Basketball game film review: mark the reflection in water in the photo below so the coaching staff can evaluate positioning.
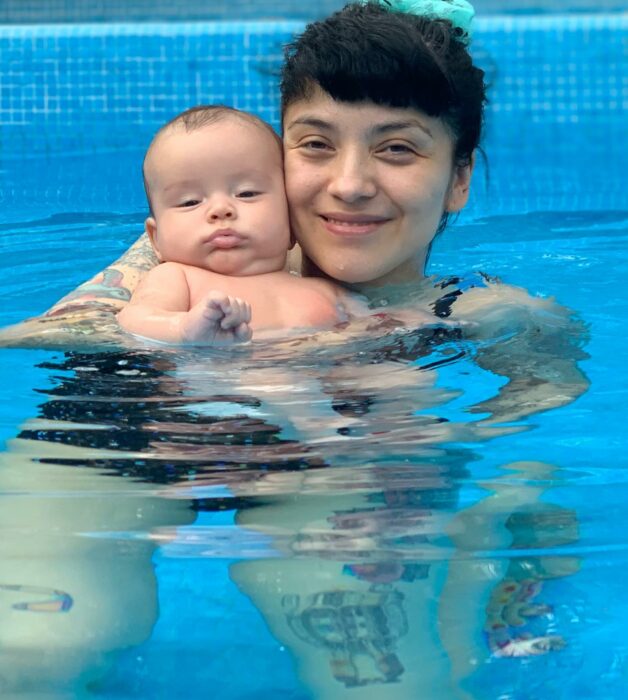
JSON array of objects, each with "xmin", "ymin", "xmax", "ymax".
[
  {"xmin": 0, "ymin": 339, "xmax": 582, "ymax": 698},
  {"xmin": 483, "ymin": 505, "xmax": 579, "ymax": 658},
  {"xmin": 282, "ymin": 587, "xmax": 408, "ymax": 687}
]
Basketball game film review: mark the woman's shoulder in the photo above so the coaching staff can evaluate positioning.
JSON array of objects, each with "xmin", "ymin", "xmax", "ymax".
[
  {"xmin": 437, "ymin": 272, "xmax": 576, "ymax": 339},
  {"xmin": 430, "ymin": 271, "xmax": 496, "ymax": 318}
]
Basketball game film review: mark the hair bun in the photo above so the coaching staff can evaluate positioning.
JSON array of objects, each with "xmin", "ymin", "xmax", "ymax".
[{"xmin": 365, "ymin": 0, "xmax": 475, "ymax": 44}]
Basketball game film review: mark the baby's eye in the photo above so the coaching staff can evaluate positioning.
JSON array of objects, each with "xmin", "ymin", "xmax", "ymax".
[
  {"xmin": 237, "ymin": 190, "xmax": 262, "ymax": 199},
  {"xmin": 178, "ymin": 198, "xmax": 201, "ymax": 208}
]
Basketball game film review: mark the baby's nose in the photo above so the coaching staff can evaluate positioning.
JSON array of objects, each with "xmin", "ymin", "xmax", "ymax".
[
  {"xmin": 207, "ymin": 199, "xmax": 236, "ymax": 221},
  {"xmin": 210, "ymin": 209, "xmax": 233, "ymax": 219}
]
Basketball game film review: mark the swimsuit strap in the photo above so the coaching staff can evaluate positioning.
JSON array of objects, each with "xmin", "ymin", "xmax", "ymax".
[{"xmin": 431, "ymin": 271, "xmax": 495, "ymax": 318}]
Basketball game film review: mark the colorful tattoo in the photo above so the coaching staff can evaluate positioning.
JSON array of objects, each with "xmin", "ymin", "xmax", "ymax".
[
  {"xmin": 44, "ymin": 235, "xmax": 158, "ymax": 319},
  {"xmin": 484, "ymin": 577, "xmax": 565, "ymax": 657},
  {"xmin": 121, "ymin": 236, "xmax": 159, "ymax": 271},
  {"xmin": 0, "ymin": 584, "xmax": 73, "ymax": 613},
  {"xmin": 45, "ymin": 268, "xmax": 131, "ymax": 315},
  {"xmin": 44, "ymin": 300, "xmax": 125, "ymax": 318}
]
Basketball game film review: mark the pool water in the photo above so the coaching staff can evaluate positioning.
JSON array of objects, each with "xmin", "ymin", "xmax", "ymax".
[
  {"xmin": 1, "ymin": 13, "xmax": 627, "ymax": 700},
  {"xmin": 2, "ymin": 204, "xmax": 627, "ymax": 699}
]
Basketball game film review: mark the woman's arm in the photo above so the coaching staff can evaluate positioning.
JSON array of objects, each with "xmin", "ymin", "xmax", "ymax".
[
  {"xmin": 452, "ymin": 281, "xmax": 590, "ymax": 423},
  {"xmin": 47, "ymin": 233, "xmax": 158, "ymax": 316},
  {"xmin": 0, "ymin": 234, "xmax": 158, "ymax": 349}
]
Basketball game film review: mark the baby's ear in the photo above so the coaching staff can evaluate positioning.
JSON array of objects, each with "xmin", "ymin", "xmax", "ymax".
[{"xmin": 145, "ymin": 217, "xmax": 163, "ymax": 261}]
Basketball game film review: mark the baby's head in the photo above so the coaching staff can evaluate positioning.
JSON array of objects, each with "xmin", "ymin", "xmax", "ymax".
[{"xmin": 143, "ymin": 105, "xmax": 291, "ymax": 277}]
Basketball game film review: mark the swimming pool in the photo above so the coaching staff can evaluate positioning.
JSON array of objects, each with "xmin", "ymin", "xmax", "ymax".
[{"xmin": 0, "ymin": 11, "xmax": 627, "ymax": 700}]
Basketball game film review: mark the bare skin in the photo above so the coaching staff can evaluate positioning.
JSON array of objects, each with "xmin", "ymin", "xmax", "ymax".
[
  {"xmin": 117, "ymin": 261, "xmax": 355, "ymax": 345},
  {"xmin": 114, "ymin": 114, "xmax": 369, "ymax": 345},
  {"xmin": 0, "ymin": 229, "xmax": 589, "ymax": 424},
  {"xmin": 0, "ymin": 234, "xmax": 158, "ymax": 349}
]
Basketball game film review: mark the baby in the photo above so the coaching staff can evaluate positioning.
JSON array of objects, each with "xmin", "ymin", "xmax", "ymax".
[{"xmin": 118, "ymin": 105, "xmax": 361, "ymax": 345}]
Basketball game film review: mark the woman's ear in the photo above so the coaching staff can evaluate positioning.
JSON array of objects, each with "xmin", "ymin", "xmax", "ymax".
[
  {"xmin": 145, "ymin": 217, "xmax": 163, "ymax": 262},
  {"xmin": 445, "ymin": 153, "xmax": 475, "ymax": 213}
]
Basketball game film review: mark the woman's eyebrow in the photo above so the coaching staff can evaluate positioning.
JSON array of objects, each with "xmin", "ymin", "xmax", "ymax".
[
  {"xmin": 372, "ymin": 120, "xmax": 434, "ymax": 140},
  {"xmin": 285, "ymin": 115, "xmax": 434, "ymax": 140},
  {"xmin": 284, "ymin": 115, "xmax": 333, "ymax": 131}
]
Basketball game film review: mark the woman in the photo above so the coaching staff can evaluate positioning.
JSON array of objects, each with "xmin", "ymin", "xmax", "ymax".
[
  {"xmin": 0, "ymin": 1, "xmax": 587, "ymax": 422},
  {"xmin": 0, "ymin": 3, "xmax": 587, "ymax": 696}
]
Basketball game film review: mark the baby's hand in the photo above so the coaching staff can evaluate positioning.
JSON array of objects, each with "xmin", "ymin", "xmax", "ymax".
[{"xmin": 181, "ymin": 292, "xmax": 252, "ymax": 345}]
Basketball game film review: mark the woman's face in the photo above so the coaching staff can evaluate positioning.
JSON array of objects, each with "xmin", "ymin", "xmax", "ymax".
[{"xmin": 283, "ymin": 87, "xmax": 472, "ymax": 288}]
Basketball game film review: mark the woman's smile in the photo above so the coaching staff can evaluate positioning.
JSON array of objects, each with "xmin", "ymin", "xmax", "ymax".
[{"xmin": 319, "ymin": 212, "xmax": 392, "ymax": 237}]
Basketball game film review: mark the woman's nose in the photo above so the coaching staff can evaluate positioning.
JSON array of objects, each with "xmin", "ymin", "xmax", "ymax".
[{"xmin": 327, "ymin": 153, "xmax": 377, "ymax": 202}]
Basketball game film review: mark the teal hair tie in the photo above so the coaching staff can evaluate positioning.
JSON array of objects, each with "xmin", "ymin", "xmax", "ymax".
[{"xmin": 367, "ymin": 0, "xmax": 475, "ymax": 44}]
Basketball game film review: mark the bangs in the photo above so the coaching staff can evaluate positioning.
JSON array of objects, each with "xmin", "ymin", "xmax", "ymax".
[
  {"xmin": 314, "ymin": 51, "xmax": 454, "ymax": 116},
  {"xmin": 282, "ymin": 12, "xmax": 456, "ymax": 118}
]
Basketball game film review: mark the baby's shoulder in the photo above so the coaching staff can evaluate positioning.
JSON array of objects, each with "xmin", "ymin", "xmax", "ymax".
[
  {"xmin": 290, "ymin": 275, "xmax": 364, "ymax": 308},
  {"xmin": 138, "ymin": 260, "xmax": 191, "ymax": 288},
  {"xmin": 140, "ymin": 263, "xmax": 222, "ymax": 302},
  {"xmin": 173, "ymin": 262, "xmax": 228, "ymax": 287},
  {"xmin": 145, "ymin": 260, "xmax": 187, "ymax": 278},
  {"xmin": 270, "ymin": 274, "xmax": 346, "ymax": 326}
]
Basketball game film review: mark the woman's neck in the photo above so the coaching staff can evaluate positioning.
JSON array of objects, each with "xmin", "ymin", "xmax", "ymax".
[{"xmin": 299, "ymin": 253, "xmax": 432, "ymax": 307}]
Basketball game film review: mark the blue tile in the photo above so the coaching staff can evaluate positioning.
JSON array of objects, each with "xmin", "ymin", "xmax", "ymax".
[{"xmin": 0, "ymin": 16, "xmax": 625, "ymax": 214}]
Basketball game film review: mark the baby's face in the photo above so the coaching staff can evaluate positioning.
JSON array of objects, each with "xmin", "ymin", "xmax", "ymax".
[{"xmin": 145, "ymin": 119, "xmax": 290, "ymax": 276}]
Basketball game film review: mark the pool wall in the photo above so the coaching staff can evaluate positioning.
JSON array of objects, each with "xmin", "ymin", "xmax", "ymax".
[
  {"xmin": 0, "ymin": 15, "xmax": 625, "ymax": 214},
  {"xmin": 1, "ymin": 0, "xmax": 625, "ymax": 22}
]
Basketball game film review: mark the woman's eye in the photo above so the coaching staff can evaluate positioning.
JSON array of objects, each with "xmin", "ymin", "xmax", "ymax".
[
  {"xmin": 301, "ymin": 139, "xmax": 331, "ymax": 151},
  {"xmin": 381, "ymin": 143, "xmax": 417, "ymax": 156}
]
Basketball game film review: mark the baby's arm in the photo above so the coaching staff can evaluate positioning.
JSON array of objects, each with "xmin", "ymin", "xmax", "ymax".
[{"xmin": 117, "ymin": 262, "xmax": 251, "ymax": 345}]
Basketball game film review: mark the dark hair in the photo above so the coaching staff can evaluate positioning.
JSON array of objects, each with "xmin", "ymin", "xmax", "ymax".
[
  {"xmin": 143, "ymin": 105, "xmax": 282, "ymax": 214},
  {"xmin": 281, "ymin": 1, "xmax": 486, "ymax": 168}
]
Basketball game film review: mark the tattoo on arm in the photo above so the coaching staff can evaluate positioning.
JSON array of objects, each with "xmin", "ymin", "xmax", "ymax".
[
  {"xmin": 45, "ymin": 267, "xmax": 131, "ymax": 316},
  {"xmin": 45, "ymin": 234, "xmax": 158, "ymax": 317},
  {"xmin": 114, "ymin": 234, "xmax": 159, "ymax": 272}
]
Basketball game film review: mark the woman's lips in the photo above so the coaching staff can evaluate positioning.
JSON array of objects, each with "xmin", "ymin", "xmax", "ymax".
[{"xmin": 319, "ymin": 213, "xmax": 389, "ymax": 237}]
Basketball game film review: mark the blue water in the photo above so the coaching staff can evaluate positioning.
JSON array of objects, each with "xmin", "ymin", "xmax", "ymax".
[
  {"xmin": 2, "ymin": 198, "xmax": 626, "ymax": 698},
  {"xmin": 1, "ymin": 15, "xmax": 628, "ymax": 700}
]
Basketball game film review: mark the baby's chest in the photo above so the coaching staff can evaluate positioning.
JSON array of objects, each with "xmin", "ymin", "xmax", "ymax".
[
  {"xmin": 183, "ymin": 267, "xmax": 248, "ymax": 303},
  {"xmin": 185, "ymin": 270, "xmax": 281, "ymax": 324},
  {"xmin": 185, "ymin": 270, "xmax": 337, "ymax": 330}
]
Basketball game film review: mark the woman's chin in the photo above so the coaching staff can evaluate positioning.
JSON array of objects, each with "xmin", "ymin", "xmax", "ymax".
[
  {"xmin": 301, "ymin": 251, "xmax": 414, "ymax": 287},
  {"xmin": 319, "ymin": 262, "xmax": 409, "ymax": 288},
  {"xmin": 320, "ymin": 265, "xmax": 375, "ymax": 286}
]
